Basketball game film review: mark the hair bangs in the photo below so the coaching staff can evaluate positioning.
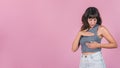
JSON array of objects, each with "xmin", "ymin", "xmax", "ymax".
[{"xmin": 88, "ymin": 13, "xmax": 98, "ymax": 19}]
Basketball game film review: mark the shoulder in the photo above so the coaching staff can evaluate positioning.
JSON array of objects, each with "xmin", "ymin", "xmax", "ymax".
[
  {"xmin": 79, "ymin": 29, "xmax": 88, "ymax": 35},
  {"xmin": 98, "ymin": 25, "xmax": 108, "ymax": 30},
  {"xmin": 98, "ymin": 25, "xmax": 109, "ymax": 33},
  {"xmin": 80, "ymin": 28, "xmax": 89, "ymax": 32}
]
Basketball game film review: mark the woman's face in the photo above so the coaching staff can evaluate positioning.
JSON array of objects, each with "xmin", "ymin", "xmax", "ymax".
[{"xmin": 88, "ymin": 18, "xmax": 97, "ymax": 28}]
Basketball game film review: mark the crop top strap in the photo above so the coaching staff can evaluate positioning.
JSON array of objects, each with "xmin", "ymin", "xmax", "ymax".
[{"xmin": 88, "ymin": 24, "xmax": 99, "ymax": 35}]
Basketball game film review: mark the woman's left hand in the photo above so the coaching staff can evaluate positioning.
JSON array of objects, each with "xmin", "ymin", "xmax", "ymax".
[{"xmin": 86, "ymin": 42, "xmax": 101, "ymax": 49}]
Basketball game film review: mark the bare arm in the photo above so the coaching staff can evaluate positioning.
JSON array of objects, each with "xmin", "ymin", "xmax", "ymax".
[
  {"xmin": 99, "ymin": 26, "xmax": 117, "ymax": 48},
  {"xmin": 72, "ymin": 30, "xmax": 95, "ymax": 52},
  {"xmin": 86, "ymin": 26, "xmax": 117, "ymax": 49},
  {"xmin": 72, "ymin": 32, "xmax": 82, "ymax": 52}
]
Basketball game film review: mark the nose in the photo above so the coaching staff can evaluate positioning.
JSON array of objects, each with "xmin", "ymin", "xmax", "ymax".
[
  {"xmin": 92, "ymin": 19, "xmax": 95, "ymax": 22},
  {"xmin": 90, "ymin": 22, "xmax": 94, "ymax": 25},
  {"xmin": 91, "ymin": 20, "xmax": 95, "ymax": 24}
]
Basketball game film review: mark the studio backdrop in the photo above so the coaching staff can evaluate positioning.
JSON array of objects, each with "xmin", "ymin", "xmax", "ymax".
[{"xmin": 0, "ymin": 0, "xmax": 119, "ymax": 68}]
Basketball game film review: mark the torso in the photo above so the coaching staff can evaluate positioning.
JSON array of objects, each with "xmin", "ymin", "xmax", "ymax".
[
  {"xmin": 82, "ymin": 52, "xmax": 96, "ymax": 55},
  {"xmin": 81, "ymin": 25, "xmax": 103, "ymax": 55}
]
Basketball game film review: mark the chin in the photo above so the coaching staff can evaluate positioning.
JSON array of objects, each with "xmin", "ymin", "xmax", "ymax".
[
  {"xmin": 91, "ymin": 25, "xmax": 95, "ymax": 28},
  {"xmin": 90, "ymin": 26, "xmax": 94, "ymax": 28}
]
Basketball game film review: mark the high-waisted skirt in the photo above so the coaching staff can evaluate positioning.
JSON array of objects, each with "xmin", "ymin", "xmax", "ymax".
[{"xmin": 79, "ymin": 51, "xmax": 106, "ymax": 68}]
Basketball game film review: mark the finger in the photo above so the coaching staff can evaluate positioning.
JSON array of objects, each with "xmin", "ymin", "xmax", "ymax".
[
  {"xmin": 87, "ymin": 45, "xmax": 91, "ymax": 48},
  {"xmin": 86, "ymin": 43, "xmax": 89, "ymax": 45},
  {"xmin": 90, "ymin": 41, "xmax": 94, "ymax": 43}
]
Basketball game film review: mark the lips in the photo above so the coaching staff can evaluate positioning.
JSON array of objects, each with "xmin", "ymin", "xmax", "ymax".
[
  {"xmin": 91, "ymin": 25, "xmax": 94, "ymax": 27},
  {"xmin": 91, "ymin": 24, "xmax": 95, "ymax": 27}
]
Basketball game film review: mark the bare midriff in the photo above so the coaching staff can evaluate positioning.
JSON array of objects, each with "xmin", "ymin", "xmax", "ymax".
[{"xmin": 82, "ymin": 52, "xmax": 96, "ymax": 55}]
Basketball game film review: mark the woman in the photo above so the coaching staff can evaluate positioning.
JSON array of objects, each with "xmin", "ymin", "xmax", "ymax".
[{"xmin": 72, "ymin": 7, "xmax": 117, "ymax": 68}]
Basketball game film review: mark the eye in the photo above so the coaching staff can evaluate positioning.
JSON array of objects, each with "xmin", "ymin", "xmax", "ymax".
[
  {"xmin": 94, "ymin": 18, "xmax": 97, "ymax": 21},
  {"xmin": 88, "ymin": 18, "xmax": 92, "ymax": 21}
]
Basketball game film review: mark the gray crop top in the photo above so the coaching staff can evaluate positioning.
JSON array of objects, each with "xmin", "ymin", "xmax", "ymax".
[{"xmin": 79, "ymin": 24, "xmax": 102, "ymax": 53}]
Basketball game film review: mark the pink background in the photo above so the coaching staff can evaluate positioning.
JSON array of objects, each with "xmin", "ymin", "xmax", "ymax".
[{"xmin": 0, "ymin": 0, "xmax": 120, "ymax": 68}]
